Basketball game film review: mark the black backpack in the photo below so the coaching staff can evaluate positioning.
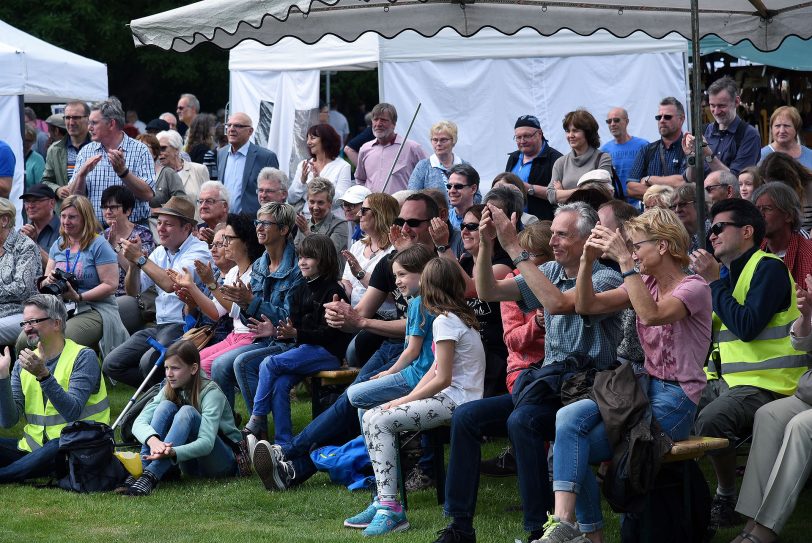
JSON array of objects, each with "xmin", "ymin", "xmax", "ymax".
[
  {"xmin": 55, "ymin": 420, "xmax": 128, "ymax": 492},
  {"xmin": 118, "ymin": 383, "xmax": 163, "ymax": 445}
]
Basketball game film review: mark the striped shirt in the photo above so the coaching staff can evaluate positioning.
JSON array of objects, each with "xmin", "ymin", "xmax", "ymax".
[{"xmin": 70, "ymin": 134, "xmax": 156, "ymax": 224}]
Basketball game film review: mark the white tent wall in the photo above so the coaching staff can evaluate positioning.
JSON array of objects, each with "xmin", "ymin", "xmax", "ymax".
[
  {"xmin": 229, "ymin": 29, "xmax": 688, "ymax": 191},
  {"xmin": 0, "ymin": 96, "xmax": 24, "ymax": 215}
]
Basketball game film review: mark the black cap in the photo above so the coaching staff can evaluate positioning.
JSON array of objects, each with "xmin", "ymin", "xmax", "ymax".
[
  {"xmin": 514, "ymin": 115, "xmax": 541, "ymax": 130},
  {"xmin": 145, "ymin": 118, "xmax": 170, "ymax": 133},
  {"xmin": 21, "ymin": 183, "xmax": 57, "ymax": 200}
]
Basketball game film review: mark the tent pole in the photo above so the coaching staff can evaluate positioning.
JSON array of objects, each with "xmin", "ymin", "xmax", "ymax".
[
  {"xmin": 382, "ymin": 102, "xmax": 421, "ymax": 194},
  {"xmin": 690, "ymin": 0, "xmax": 707, "ymax": 249}
]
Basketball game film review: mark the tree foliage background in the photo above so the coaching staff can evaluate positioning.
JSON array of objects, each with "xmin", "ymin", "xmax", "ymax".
[{"xmin": 0, "ymin": 1, "xmax": 379, "ymax": 132}]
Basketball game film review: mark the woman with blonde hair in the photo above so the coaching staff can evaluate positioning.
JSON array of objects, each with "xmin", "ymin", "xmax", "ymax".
[
  {"xmin": 643, "ymin": 184, "xmax": 675, "ymax": 210},
  {"xmin": 0, "ymin": 198, "xmax": 41, "ymax": 343},
  {"xmin": 538, "ymin": 207, "xmax": 712, "ymax": 542},
  {"xmin": 409, "ymin": 120, "xmax": 478, "ymax": 202},
  {"xmin": 16, "ymin": 195, "xmax": 128, "ymax": 357},
  {"xmin": 760, "ymin": 106, "xmax": 812, "ymax": 169}
]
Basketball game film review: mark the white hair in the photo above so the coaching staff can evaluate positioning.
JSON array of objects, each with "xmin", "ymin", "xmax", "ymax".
[
  {"xmin": 199, "ymin": 181, "xmax": 230, "ymax": 203},
  {"xmin": 156, "ymin": 130, "xmax": 184, "ymax": 150}
]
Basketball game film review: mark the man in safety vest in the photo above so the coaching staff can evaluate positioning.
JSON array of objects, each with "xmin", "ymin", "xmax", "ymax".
[
  {"xmin": 690, "ymin": 198, "xmax": 809, "ymax": 530},
  {"xmin": 0, "ymin": 294, "xmax": 108, "ymax": 483}
]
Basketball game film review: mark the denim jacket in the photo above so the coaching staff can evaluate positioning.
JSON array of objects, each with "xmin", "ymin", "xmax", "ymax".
[{"xmin": 245, "ymin": 241, "xmax": 303, "ymax": 322}]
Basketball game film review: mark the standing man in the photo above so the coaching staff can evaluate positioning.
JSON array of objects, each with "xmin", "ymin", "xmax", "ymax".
[
  {"xmin": 600, "ymin": 107, "xmax": 648, "ymax": 201},
  {"xmin": 62, "ymin": 100, "xmax": 155, "ymax": 226},
  {"xmin": 19, "ymin": 184, "xmax": 61, "ymax": 268},
  {"xmin": 684, "ymin": 76, "xmax": 761, "ymax": 182},
  {"xmin": 505, "ymin": 115, "xmax": 563, "ymax": 222},
  {"xmin": 217, "ymin": 112, "xmax": 279, "ymax": 216},
  {"xmin": 355, "ymin": 103, "xmax": 427, "ymax": 195},
  {"xmin": 176, "ymin": 93, "xmax": 200, "ymax": 138},
  {"xmin": 44, "ymin": 101, "xmax": 92, "ymax": 198},
  {"xmin": 626, "ymin": 97, "xmax": 688, "ymax": 201},
  {"xmin": 447, "ymin": 164, "xmax": 480, "ymax": 230}
]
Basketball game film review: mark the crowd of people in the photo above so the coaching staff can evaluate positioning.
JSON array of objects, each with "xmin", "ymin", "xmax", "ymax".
[{"xmin": 1, "ymin": 77, "xmax": 812, "ymax": 543}]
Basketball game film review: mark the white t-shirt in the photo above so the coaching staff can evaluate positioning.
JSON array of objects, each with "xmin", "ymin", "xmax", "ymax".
[
  {"xmin": 214, "ymin": 266, "xmax": 253, "ymax": 333},
  {"xmin": 341, "ymin": 240, "xmax": 396, "ymax": 317},
  {"xmin": 289, "ymin": 157, "xmax": 353, "ymax": 219},
  {"xmin": 433, "ymin": 312, "xmax": 486, "ymax": 406}
]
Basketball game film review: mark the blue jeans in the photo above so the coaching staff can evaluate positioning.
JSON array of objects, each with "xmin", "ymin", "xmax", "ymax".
[
  {"xmin": 208, "ymin": 340, "xmax": 287, "ymax": 409},
  {"xmin": 284, "ymin": 340, "xmax": 403, "ymax": 486},
  {"xmin": 552, "ymin": 378, "xmax": 696, "ymax": 532},
  {"xmin": 253, "ymin": 344, "xmax": 340, "ymax": 445},
  {"xmin": 0, "ymin": 437, "xmax": 60, "ymax": 483},
  {"xmin": 141, "ymin": 400, "xmax": 237, "ymax": 480},
  {"xmin": 347, "ymin": 371, "xmax": 413, "ymax": 428}
]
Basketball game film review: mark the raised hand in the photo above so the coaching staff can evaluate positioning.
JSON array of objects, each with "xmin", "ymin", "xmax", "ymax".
[
  {"xmin": 248, "ymin": 315, "xmax": 276, "ymax": 338},
  {"xmin": 276, "ymin": 317, "xmax": 297, "ymax": 340}
]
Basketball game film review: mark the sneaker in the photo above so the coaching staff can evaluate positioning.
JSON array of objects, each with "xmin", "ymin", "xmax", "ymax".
[
  {"xmin": 253, "ymin": 440, "xmax": 293, "ymax": 491},
  {"xmin": 432, "ymin": 525, "xmax": 476, "ymax": 543},
  {"xmin": 709, "ymin": 494, "xmax": 742, "ymax": 530},
  {"xmin": 362, "ymin": 506, "xmax": 410, "ymax": 537},
  {"xmin": 533, "ymin": 514, "xmax": 588, "ymax": 543},
  {"xmin": 480, "ymin": 446, "xmax": 516, "ymax": 477},
  {"xmin": 404, "ymin": 464, "xmax": 435, "ymax": 491},
  {"xmin": 246, "ymin": 433, "xmax": 259, "ymax": 462},
  {"xmin": 344, "ymin": 498, "xmax": 380, "ymax": 529}
]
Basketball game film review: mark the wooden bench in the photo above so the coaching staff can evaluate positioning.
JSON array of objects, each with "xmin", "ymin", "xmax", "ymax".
[{"xmin": 309, "ymin": 367, "xmax": 360, "ymax": 418}]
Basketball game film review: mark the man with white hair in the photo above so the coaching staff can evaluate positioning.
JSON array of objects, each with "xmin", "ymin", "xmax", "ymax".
[
  {"xmin": 196, "ymin": 181, "xmax": 230, "ymax": 245},
  {"xmin": 159, "ymin": 113, "xmax": 177, "ymax": 131},
  {"xmin": 63, "ymin": 99, "xmax": 155, "ymax": 226},
  {"xmin": 257, "ymin": 167, "xmax": 289, "ymax": 205}
]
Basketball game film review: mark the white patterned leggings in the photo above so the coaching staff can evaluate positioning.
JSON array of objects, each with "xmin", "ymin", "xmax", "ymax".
[{"xmin": 362, "ymin": 392, "xmax": 457, "ymax": 501}]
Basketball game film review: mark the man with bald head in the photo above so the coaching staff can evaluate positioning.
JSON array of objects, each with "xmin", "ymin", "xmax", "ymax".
[
  {"xmin": 600, "ymin": 106, "xmax": 648, "ymax": 202},
  {"xmin": 217, "ymin": 112, "xmax": 279, "ymax": 215},
  {"xmin": 159, "ymin": 113, "xmax": 177, "ymax": 131}
]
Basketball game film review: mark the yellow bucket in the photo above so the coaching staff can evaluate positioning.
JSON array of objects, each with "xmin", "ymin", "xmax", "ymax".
[{"xmin": 114, "ymin": 451, "xmax": 143, "ymax": 478}]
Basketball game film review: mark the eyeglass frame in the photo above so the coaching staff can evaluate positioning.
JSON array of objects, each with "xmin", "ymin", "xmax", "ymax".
[{"xmin": 20, "ymin": 317, "xmax": 51, "ymax": 328}]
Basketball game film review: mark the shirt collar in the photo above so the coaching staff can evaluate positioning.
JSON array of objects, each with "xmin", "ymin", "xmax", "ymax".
[
  {"xmin": 371, "ymin": 133, "xmax": 403, "ymax": 148},
  {"xmin": 429, "ymin": 153, "xmax": 462, "ymax": 169},
  {"xmin": 230, "ymin": 141, "xmax": 251, "ymax": 157}
]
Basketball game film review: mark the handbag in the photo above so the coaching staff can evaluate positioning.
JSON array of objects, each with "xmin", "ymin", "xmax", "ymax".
[{"xmin": 180, "ymin": 323, "xmax": 216, "ymax": 350}]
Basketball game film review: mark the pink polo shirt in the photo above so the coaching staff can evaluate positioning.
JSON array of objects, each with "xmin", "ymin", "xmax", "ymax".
[{"xmin": 355, "ymin": 134, "xmax": 427, "ymax": 194}]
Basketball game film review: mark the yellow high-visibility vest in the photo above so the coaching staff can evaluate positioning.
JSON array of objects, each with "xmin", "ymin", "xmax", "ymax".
[{"xmin": 18, "ymin": 339, "xmax": 109, "ymax": 452}]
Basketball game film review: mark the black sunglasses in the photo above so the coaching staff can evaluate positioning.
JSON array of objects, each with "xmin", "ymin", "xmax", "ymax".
[
  {"xmin": 709, "ymin": 221, "xmax": 743, "ymax": 237},
  {"xmin": 394, "ymin": 217, "xmax": 430, "ymax": 228},
  {"xmin": 605, "ymin": 118, "xmax": 622, "ymax": 124},
  {"xmin": 654, "ymin": 114, "xmax": 674, "ymax": 121},
  {"xmin": 446, "ymin": 183, "xmax": 470, "ymax": 191},
  {"xmin": 460, "ymin": 222, "xmax": 480, "ymax": 231}
]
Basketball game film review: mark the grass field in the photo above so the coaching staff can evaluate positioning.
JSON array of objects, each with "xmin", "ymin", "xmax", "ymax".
[{"xmin": 2, "ymin": 380, "xmax": 810, "ymax": 543}]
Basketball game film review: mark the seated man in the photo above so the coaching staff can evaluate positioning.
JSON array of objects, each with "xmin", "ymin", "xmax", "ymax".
[
  {"xmin": 103, "ymin": 196, "xmax": 211, "ymax": 388},
  {"xmin": 196, "ymin": 181, "xmax": 230, "ymax": 246},
  {"xmin": 19, "ymin": 183, "xmax": 61, "ymax": 269},
  {"xmin": 0, "ymin": 294, "xmax": 109, "ymax": 483}
]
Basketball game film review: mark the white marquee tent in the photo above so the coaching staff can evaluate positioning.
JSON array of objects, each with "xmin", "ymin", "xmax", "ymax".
[
  {"xmin": 230, "ymin": 28, "xmax": 689, "ymax": 187},
  {"xmin": 0, "ymin": 19, "xmax": 108, "ymax": 221}
]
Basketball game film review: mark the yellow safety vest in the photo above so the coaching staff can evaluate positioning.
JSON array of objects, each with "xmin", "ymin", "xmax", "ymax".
[
  {"xmin": 711, "ymin": 250, "xmax": 809, "ymax": 396},
  {"xmin": 18, "ymin": 339, "xmax": 110, "ymax": 452}
]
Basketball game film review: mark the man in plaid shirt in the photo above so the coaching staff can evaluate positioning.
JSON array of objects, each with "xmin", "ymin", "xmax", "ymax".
[{"xmin": 64, "ymin": 99, "xmax": 155, "ymax": 226}]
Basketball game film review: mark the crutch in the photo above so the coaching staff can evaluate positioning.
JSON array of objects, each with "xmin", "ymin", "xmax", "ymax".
[{"xmin": 111, "ymin": 337, "xmax": 167, "ymax": 431}]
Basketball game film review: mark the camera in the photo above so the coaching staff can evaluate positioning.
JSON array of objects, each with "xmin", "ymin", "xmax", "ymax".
[{"xmin": 39, "ymin": 268, "xmax": 80, "ymax": 296}]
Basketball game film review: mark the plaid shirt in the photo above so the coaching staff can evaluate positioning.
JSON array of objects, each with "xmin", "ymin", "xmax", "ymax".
[
  {"xmin": 762, "ymin": 231, "xmax": 812, "ymax": 288},
  {"xmin": 70, "ymin": 133, "xmax": 155, "ymax": 224},
  {"xmin": 515, "ymin": 260, "xmax": 623, "ymax": 370},
  {"xmin": 628, "ymin": 135, "xmax": 687, "ymax": 181}
]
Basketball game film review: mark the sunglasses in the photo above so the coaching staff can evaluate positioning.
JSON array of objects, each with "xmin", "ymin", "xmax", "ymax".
[
  {"xmin": 393, "ymin": 217, "xmax": 430, "ymax": 228},
  {"xmin": 359, "ymin": 207, "xmax": 373, "ymax": 215},
  {"xmin": 704, "ymin": 184, "xmax": 725, "ymax": 193},
  {"xmin": 709, "ymin": 221, "xmax": 743, "ymax": 237},
  {"xmin": 668, "ymin": 201, "xmax": 695, "ymax": 211},
  {"xmin": 460, "ymin": 222, "xmax": 480, "ymax": 231},
  {"xmin": 446, "ymin": 183, "xmax": 470, "ymax": 191},
  {"xmin": 605, "ymin": 118, "xmax": 623, "ymax": 124},
  {"xmin": 654, "ymin": 114, "xmax": 674, "ymax": 121}
]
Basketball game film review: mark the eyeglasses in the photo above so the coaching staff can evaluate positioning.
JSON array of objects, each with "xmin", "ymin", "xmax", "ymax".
[
  {"xmin": 605, "ymin": 118, "xmax": 623, "ymax": 124},
  {"xmin": 513, "ymin": 131, "xmax": 540, "ymax": 142},
  {"xmin": 101, "ymin": 204, "xmax": 122, "ymax": 211},
  {"xmin": 394, "ymin": 217, "xmax": 430, "ymax": 228},
  {"xmin": 446, "ymin": 183, "xmax": 470, "ymax": 191},
  {"xmin": 431, "ymin": 137, "xmax": 451, "ymax": 144},
  {"xmin": 20, "ymin": 317, "xmax": 50, "ymax": 328},
  {"xmin": 221, "ymin": 234, "xmax": 239, "ymax": 246},
  {"xmin": 23, "ymin": 198, "xmax": 50, "ymax": 205},
  {"xmin": 756, "ymin": 205, "xmax": 776, "ymax": 214},
  {"xmin": 197, "ymin": 198, "xmax": 225, "ymax": 206},
  {"xmin": 63, "ymin": 115, "xmax": 87, "ymax": 122},
  {"xmin": 88, "ymin": 119, "xmax": 109, "ymax": 127},
  {"xmin": 176, "ymin": 106, "xmax": 186, "ymax": 111},
  {"xmin": 704, "ymin": 184, "xmax": 725, "ymax": 193},
  {"xmin": 460, "ymin": 222, "xmax": 480, "ymax": 231},
  {"xmin": 159, "ymin": 146, "xmax": 169, "ymax": 152},
  {"xmin": 669, "ymin": 201, "xmax": 695, "ymax": 211},
  {"xmin": 225, "ymin": 123, "xmax": 251, "ymax": 130},
  {"xmin": 359, "ymin": 207, "xmax": 373, "ymax": 216},
  {"xmin": 341, "ymin": 202, "xmax": 361, "ymax": 210},
  {"xmin": 211, "ymin": 241, "xmax": 225, "ymax": 249},
  {"xmin": 631, "ymin": 239, "xmax": 657, "ymax": 252},
  {"xmin": 654, "ymin": 114, "xmax": 674, "ymax": 121},
  {"xmin": 257, "ymin": 188, "xmax": 282, "ymax": 194},
  {"xmin": 709, "ymin": 221, "xmax": 743, "ymax": 237},
  {"xmin": 254, "ymin": 219, "xmax": 278, "ymax": 229}
]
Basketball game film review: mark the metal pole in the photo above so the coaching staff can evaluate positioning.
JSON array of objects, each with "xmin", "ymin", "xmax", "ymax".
[
  {"xmin": 691, "ymin": 0, "xmax": 707, "ymax": 249},
  {"xmin": 381, "ymin": 102, "xmax": 421, "ymax": 194}
]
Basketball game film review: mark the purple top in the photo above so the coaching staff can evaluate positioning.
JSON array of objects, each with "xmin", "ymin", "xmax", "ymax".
[{"xmin": 355, "ymin": 134, "xmax": 427, "ymax": 194}]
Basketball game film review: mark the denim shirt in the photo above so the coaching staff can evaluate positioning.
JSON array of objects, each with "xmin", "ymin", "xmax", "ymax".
[{"xmin": 245, "ymin": 240, "xmax": 304, "ymax": 322}]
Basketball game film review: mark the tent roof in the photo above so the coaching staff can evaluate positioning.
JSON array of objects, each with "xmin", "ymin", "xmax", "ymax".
[
  {"xmin": 699, "ymin": 35, "xmax": 812, "ymax": 71},
  {"xmin": 0, "ymin": 19, "xmax": 108, "ymax": 103},
  {"xmin": 229, "ymin": 28, "xmax": 688, "ymax": 72},
  {"xmin": 130, "ymin": 0, "xmax": 812, "ymax": 53}
]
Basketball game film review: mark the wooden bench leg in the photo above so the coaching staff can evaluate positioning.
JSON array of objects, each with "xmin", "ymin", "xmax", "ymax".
[{"xmin": 311, "ymin": 377, "xmax": 323, "ymax": 418}]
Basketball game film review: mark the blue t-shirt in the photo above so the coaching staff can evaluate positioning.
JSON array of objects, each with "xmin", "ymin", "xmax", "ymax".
[
  {"xmin": 48, "ymin": 235, "xmax": 117, "ymax": 293},
  {"xmin": 399, "ymin": 295, "xmax": 437, "ymax": 388},
  {"xmin": 0, "ymin": 140, "xmax": 15, "ymax": 177},
  {"xmin": 760, "ymin": 144, "xmax": 812, "ymax": 169},
  {"xmin": 600, "ymin": 137, "xmax": 649, "ymax": 187}
]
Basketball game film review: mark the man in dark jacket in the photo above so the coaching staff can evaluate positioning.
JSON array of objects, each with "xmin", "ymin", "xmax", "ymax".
[{"xmin": 504, "ymin": 115, "xmax": 563, "ymax": 221}]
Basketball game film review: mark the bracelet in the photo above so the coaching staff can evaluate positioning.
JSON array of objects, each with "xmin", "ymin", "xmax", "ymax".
[
  {"xmin": 117, "ymin": 167, "xmax": 129, "ymax": 179},
  {"xmin": 621, "ymin": 269, "xmax": 639, "ymax": 279}
]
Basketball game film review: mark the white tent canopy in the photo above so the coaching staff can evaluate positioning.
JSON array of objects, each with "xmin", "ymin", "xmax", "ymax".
[
  {"xmin": 0, "ymin": 19, "xmax": 108, "ymax": 222},
  {"xmin": 230, "ymin": 28, "xmax": 689, "ymax": 188}
]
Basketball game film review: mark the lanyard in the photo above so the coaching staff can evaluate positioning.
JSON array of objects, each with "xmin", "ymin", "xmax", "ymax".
[{"xmin": 64, "ymin": 249, "xmax": 81, "ymax": 274}]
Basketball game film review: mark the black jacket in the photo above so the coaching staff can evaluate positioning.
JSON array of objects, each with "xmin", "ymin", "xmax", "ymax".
[
  {"xmin": 505, "ymin": 142, "xmax": 563, "ymax": 221},
  {"xmin": 288, "ymin": 276, "xmax": 353, "ymax": 360}
]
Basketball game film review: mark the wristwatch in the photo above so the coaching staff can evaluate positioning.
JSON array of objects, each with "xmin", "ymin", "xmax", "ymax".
[
  {"xmin": 355, "ymin": 269, "xmax": 366, "ymax": 280},
  {"xmin": 135, "ymin": 255, "xmax": 148, "ymax": 268},
  {"xmin": 704, "ymin": 153, "xmax": 715, "ymax": 164},
  {"xmin": 512, "ymin": 250, "xmax": 530, "ymax": 267},
  {"xmin": 435, "ymin": 245, "xmax": 448, "ymax": 254},
  {"xmin": 207, "ymin": 281, "xmax": 219, "ymax": 292}
]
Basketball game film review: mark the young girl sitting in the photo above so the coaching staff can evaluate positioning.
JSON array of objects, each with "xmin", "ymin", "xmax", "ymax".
[
  {"xmin": 243, "ymin": 234, "xmax": 352, "ymax": 448},
  {"xmin": 347, "ymin": 257, "xmax": 486, "ymax": 537},
  {"xmin": 123, "ymin": 339, "xmax": 242, "ymax": 496}
]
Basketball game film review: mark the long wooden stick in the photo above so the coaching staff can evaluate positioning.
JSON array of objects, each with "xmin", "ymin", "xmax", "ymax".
[{"xmin": 381, "ymin": 102, "xmax": 422, "ymax": 194}]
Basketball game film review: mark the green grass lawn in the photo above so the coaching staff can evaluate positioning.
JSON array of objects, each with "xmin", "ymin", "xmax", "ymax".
[{"xmin": 2, "ymin": 380, "xmax": 810, "ymax": 542}]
